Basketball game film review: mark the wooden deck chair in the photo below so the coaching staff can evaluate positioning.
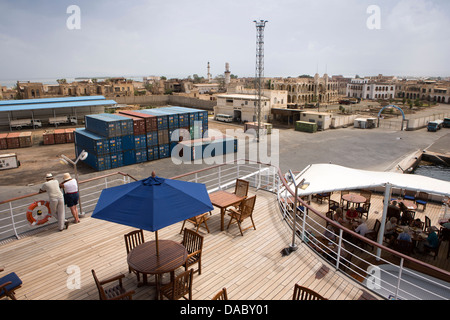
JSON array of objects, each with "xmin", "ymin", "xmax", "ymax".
[
  {"xmin": 415, "ymin": 192, "xmax": 429, "ymax": 210},
  {"xmin": 403, "ymin": 189, "xmax": 417, "ymax": 201},
  {"xmin": 424, "ymin": 216, "xmax": 439, "ymax": 234},
  {"xmin": 181, "ymin": 228, "xmax": 204, "ymax": 275},
  {"xmin": 0, "ymin": 269, "xmax": 22, "ymax": 300},
  {"xmin": 227, "ymin": 195, "xmax": 257, "ymax": 236},
  {"xmin": 234, "ymin": 179, "xmax": 249, "ymax": 198},
  {"xmin": 180, "ymin": 212, "xmax": 210, "ymax": 234},
  {"xmin": 159, "ymin": 269, "xmax": 194, "ymax": 300},
  {"xmin": 91, "ymin": 269, "xmax": 134, "ymax": 300},
  {"xmin": 292, "ymin": 284, "xmax": 327, "ymax": 300},
  {"xmin": 124, "ymin": 229, "xmax": 146, "ymax": 282},
  {"xmin": 211, "ymin": 287, "xmax": 228, "ymax": 300}
]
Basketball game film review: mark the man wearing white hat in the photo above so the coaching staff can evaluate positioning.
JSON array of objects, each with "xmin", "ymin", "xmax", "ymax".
[{"xmin": 39, "ymin": 173, "xmax": 67, "ymax": 231}]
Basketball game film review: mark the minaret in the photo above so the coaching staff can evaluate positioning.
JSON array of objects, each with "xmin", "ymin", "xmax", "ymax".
[
  {"xmin": 207, "ymin": 62, "xmax": 212, "ymax": 82},
  {"xmin": 224, "ymin": 62, "xmax": 231, "ymax": 86}
]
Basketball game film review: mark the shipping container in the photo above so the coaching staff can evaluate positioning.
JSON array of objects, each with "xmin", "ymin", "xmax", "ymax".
[
  {"xmin": 108, "ymin": 136, "xmax": 122, "ymax": 154},
  {"xmin": 85, "ymin": 114, "xmax": 121, "ymax": 137},
  {"xmin": 135, "ymin": 149, "xmax": 148, "ymax": 163},
  {"xmin": 43, "ymin": 131, "xmax": 55, "ymax": 145},
  {"xmin": 100, "ymin": 113, "xmax": 134, "ymax": 136},
  {"xmin": 147, "ymin": 146, "xmax": 159, "ymax": 161},
  {"xmin": 6, "ymin": 133, "xmax": 20, "ymax": 149},
  {"xmin": 146, "ymin": 131, "xmax": 158, "ymax": 147},
  {"xmin": 158, "ymin": 144, "xmax": 170, "ymax": 159},
  {"xmin": 116, "ymin": 113, "xmax": 146, "ymax": 135},
  {"xmin": 120, "ymin": 135, "xmax": 135, "ymax": 151},
  {"xmin": 18, "ymin": 132, "xmax": 33, "ymax": 148},
  {"xmin": 295, "ymin": 121, "xmax": 318, "ymax": 133},
  {"xmin": 54, "ymin": 129, "xmax": 67, "ymax": 144},
  {"xmin": 177, "ymin": 135, "xmax": 237, "ymax": 161},
  {"xmin": 74, "ymin": 128, "xmax": 110, "ymax": 155},
  {"xmin": 170, "ymin": 106, "xmax": 199, "ymax": 126},
  {"xmin": 0, "ymin": 133, "xmax": 8, "ymax": 150},
  {"xmin": 133, "ymin": 134, "xmax": 147, "ymax": 150},
  {"xmin": 0, "ymin": 153, "xmax": 20, "ymax": 170},
  {"xmin": 123, "ymin": 150, "xmax": 136, "ymax": 166},
  {"xmin": 159, "ymin": 107, "xmax": 189, "ymax": 127},
  {"xmin": 157, "ymin": 129, "xmax": 169, "ymax": 145},
  {"xmin": 78, "ymin": 149, "xmax": 111, "ymax": 171},
  {"xmin": 110, "ymin": 153, "xmax": 123, "ymax": 168},
  {"xmin": 119, "ymin": 110, "xmax": 157, "ymax": 132},
  {"xmin": 65, "ymin": 128, "xmax": 76, "ymax": 143},
  {"xmin": 138, "ymin": 109, "xmax": 168, "ymax": 130}
]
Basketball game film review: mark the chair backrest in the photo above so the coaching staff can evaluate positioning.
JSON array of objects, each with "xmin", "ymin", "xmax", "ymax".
[
  {"xmin": 417, "ymin": 192, "xmax": 429, "ymax": 201},
  {"xmin": 234, "ymin": 179, "xmax": 249, "ymax": 198},
  {"xmin": 373, "ymin": 219, "xmax": 381, "ymax": 234},
  {"xmin": 182, "ymin": 228, "xmax": 204, "ymax": 255},
  {"xmin": 239, "ymin": 195, "xmax": 257, "ymax": 220},
  {"xmin": 292, "ymin": 284, "xmax": 327, "ymax": 300},
  {"xmin": 424, "ymin": 216, "xmax": 431, "ymax": 231},
  {"xmin": 387, "ymin": 206, "xmax": 401, "ymax": 220},
  {"xmin": 212, "ymin": 287, "xmax": 228, "ymax": 300},
  {"xmin": 170, "ymin": 269, "xmax": 193, "ymax": 300},
  {"xmin": 394, "ymin": 239, "xmax": 413, "ymax": 255},
  {"xmin": 404, "ymin": 190, "xmax": 416, "ymax": 198},
  {"xmin": 124, "ymin": 229, "xmax": 145, "ymax": 254},
  {"xmin": 360, "ymin": 190, "xmax": 372, "ymax": 202}
]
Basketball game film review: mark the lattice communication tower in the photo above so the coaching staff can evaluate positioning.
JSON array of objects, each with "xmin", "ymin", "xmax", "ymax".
[{"xmin": 253, "ymin": 20, "xmax": 268, "ymax": 143}]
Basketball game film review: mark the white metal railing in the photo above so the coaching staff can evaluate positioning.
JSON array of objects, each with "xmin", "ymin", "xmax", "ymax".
[
  {"xmin": 277, "ymin": 184, "xmax": 450, "ymax": 300},
  {"xmin": 0, "ymin": 172, "xmax": 134, "ymax": 241},
  {"xmin": 1, "ymin": 160, "xmax": 448, "ymax": 300}
]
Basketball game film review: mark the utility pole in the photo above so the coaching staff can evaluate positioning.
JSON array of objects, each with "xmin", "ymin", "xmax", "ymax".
[{"xmin": 254, "ymin": 20, "xmax": 268, "ymax": 143}]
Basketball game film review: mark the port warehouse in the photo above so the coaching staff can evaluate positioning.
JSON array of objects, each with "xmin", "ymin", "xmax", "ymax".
[
  {"xmin": 76, "ymin": 107, "xmax": 237, "ymax": 171},
  {"xmin": 0, "ymin": 96, "xmax": 116, "ymax": 131}
]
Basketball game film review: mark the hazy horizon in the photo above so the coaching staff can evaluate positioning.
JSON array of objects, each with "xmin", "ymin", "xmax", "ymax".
[{"xmin": 1, "ymin": 0, "xmax": 449, "ymax": 83}]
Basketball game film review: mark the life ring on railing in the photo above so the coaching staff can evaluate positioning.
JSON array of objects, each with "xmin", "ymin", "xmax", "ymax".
[{"xmin": 26, "ymin": 200, "xmax": 52, "ymax": 226}]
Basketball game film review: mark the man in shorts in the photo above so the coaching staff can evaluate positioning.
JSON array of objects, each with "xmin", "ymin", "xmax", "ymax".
[{"xmin": 39, "ymin": 173, "xmax": 68, "ymax": 231}]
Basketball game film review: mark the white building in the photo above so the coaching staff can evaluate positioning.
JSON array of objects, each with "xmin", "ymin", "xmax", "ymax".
[{"xmin": 346, "ymin": 78, "xmax": 395, "ymax": 100}]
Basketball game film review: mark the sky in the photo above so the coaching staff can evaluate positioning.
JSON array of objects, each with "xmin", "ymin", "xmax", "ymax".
[{"xmin": 0, "ymin": 0, "xmax": 449, "ymax": 83}]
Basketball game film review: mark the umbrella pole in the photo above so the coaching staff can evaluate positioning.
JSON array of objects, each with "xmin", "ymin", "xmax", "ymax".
[{"xmin": 155, "ymin": 230, "xmax": 159, "ymax": 257}]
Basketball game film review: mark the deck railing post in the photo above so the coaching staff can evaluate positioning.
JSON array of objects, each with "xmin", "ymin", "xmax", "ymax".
[
  {"xmin": 335, "ymin": 229, "xmax": 344, "ymax": 271},
  {"xmin": 218, "ymin": 166, "xmax": 222, "ymax": 190},
  {"xmin": 9, "ymin": 202, "xmax": 19, "ymax": 239},
  {"xmin": 395, "ymin": 258, "xmax": 405, "ymax": 300}
]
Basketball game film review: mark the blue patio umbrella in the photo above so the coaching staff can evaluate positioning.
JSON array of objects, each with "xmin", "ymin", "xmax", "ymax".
[{"xmin": 92, "ymin": 174, "xmax": 213, "ymax": 255}]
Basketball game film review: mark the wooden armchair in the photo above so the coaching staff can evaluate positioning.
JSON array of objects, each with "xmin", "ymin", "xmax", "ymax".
[
  {"xmin": 159, "ymin": 269, "xmax": 193, "ymax": 300},
  {"xmin": 313, "ymin": 192, "xmax": 331, "ymax": 204},
  {"xmin": 292, "ymin": 284, "xmax": 327, "ymax": 300},
  {"xmin": 234, "ymin": 179, "xmax": 249, "ymax": 198},
  {"xmin": 211, "ymin": 287, "xmax": 228, "ymax": 300},
  {"xmin": 403, "ymin": 190, "xmax": 417, "ymax": 201},
  {"xmin": 91, "ymin": 269, "xmax": 134, "ymax": 300},
  {"xmin": 424, "ymin": 216, "xmax": 439, "ymax": 234},
  {"xmin": 328, "ymin": 199, "xmax": 341, "ymax": 213},
  {"xmin": 356, "ymin": 202, "xmax": 371, "ymax": 220},
  {"xmin": 124, "ymin": 229, "xmax": 145, "ymax": 282},
  {"xmin": 0, "ymin": 269, "xmax": 22, "ymax": 300},
  {"xmin": 181, "ymin": 228, "xmax": 204, "ymax": 275},
  {"xmin": 393, "ymin": 239, "xmax": 414, "ymax": 256},
  {"xmin": 180, "ymin": 212, "xmax": 210, "ymax": 234},
  {"xmin": 227, "ymin": 195, "xmax": 257, "ymax": 236},
  {"xmin": 416, "ymin": 192, "xmax": 429, "ymax": 210}
]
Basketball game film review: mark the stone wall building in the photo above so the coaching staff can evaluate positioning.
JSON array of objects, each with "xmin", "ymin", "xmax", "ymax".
[{"xmin": 396, "ymin": 80, "xmax": 449, "ymax": 104}]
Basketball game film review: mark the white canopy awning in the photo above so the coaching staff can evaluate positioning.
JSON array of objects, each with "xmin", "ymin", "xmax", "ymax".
[{"xmin": 288, "ymin": 164, "xmax": 450, "ymax": 198}]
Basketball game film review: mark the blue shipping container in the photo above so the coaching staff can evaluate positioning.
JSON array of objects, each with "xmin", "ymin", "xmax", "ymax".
[
  {"xmin": 82, "ymin": 152, "xmax": 111, "ymax": 171},
  {"xmin": 101, "ymin": 113, "xmax": 134, "ymax": 136},
  {"xmin": 134, "ymin": 134, "xmax": 147, "ymax": 150},
  {"xmin": 135, "ymin": 149, "xmax": 147, "ymax": 163},
  {"xmin": 85, "ymin": 114, "xmax": 121, "ymax": 137},
  {"xmin": 110, "ymin": 152, "xmax": 123, "ymax": 168},
  {"xmin": 159, "ymin": 107, "xmax": 189, "ymax": 127},
  {"xmin": 121, "ymin": 135, "xmax": 135, "ymax": 151},
  {"xmin": 108, "ymin": 136, "xmax": 122, "ymax": 154},
  {"xmin": 74, "ymin": 128, "xmax": 110, "ymax": 155},
  {"xmin": 123, "ymin": 150, "xmax": 136, "ymax": 166},
  {"xmin": 158, "ymin": 144, "xmax": 170, "ymax": 159},
  {"xmin": 147, "ymin": 146, "xmax": 159, "ymax": 161},
  {"xmin": 146, "ymin": 131, "xmax": 158, "ymax": 147},
  {"xmin": 138, "ymin": 109, "xmax": 168, "ymax": 130}
]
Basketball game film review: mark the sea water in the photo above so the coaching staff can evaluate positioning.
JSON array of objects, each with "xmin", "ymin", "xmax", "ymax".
[{"xmin": 413, "ymin": 164, "xmax": 450, "ymax": 182}]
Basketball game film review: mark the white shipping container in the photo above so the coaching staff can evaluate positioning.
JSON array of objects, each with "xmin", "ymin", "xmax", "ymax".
[{"xmin": 0, "ymin": 153, "xmax": 20, "ymax": 170}]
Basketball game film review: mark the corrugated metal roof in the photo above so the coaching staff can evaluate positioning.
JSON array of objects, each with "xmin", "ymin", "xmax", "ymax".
[
  {"xmin": 0, "ymin": 95, "xmax": 106, "ymax": 106},
  {"xmin": 0, "ymin": 99, "xmax": 117, "ymax": 112}
]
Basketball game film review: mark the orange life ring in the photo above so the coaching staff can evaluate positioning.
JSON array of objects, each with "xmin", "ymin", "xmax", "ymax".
[{"xmin": 26, "ymin": 200, "xmax": 52, "ymax": 226}]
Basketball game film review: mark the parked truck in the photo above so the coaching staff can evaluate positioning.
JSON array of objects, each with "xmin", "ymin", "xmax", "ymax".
[
  {"xmin": 49, "ymin": 116, "xmax": 78, "ymax": 127},
  {"xmin": 427, "ymin": 120, "xmax": 443, "ymax": 132},
  {"xmin": 9, "ymin": 119, "xmax": 42, "ymax": 130}
]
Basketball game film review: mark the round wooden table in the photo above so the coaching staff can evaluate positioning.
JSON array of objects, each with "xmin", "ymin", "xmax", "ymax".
[
  {"xmin": 342, "ymin": 194, "xmax": 366, "ymax": 209},
  {"xmin": 127, "ymin": 240, "xmax": 188, "ymax": 298}
]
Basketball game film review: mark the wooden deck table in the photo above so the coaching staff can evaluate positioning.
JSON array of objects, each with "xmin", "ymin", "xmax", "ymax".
[
  {"xmin": 209, "ymin": 190, "xmax": 245, "ymax": 231},
  {"xmin": 342, "ymin": 194, "xmax": 367, "ymax": 209},
  {"xmin": 127, "ymin": 240, "xmax": 187, "ymax": 299}
]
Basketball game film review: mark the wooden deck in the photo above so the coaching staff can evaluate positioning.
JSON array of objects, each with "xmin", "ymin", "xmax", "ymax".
[{"xmin": 0, "ymin": 188, "xmax": 381, "ymax": 301}]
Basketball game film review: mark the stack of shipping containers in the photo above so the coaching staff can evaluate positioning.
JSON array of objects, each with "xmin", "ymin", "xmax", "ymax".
[{"xmin": 74, "ymin": 106, "xmax": 236, "ymax": 171}]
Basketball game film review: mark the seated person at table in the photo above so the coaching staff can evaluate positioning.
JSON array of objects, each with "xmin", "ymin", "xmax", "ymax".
[
  {"xmin": 333, "ymin": 208, "xmax": 345, "ymax": 224},
  {"xmin": 323, "ymin": 225, "xmax": 336, "ymax": 242},
  {"xmin": 397, "ymin": 229, "xmax": 412, "ymax": 242},
  {"xmin": 387, "ymin": 201, "xmax": 401, "ymax": 220},
  {"xmin": 400, "ymin": 210, "xmax": 414, "ymax": 226},
  {"xmin": 346, "ymin": 207, "xmax": 358, "ymax": 220},
  {"xmin": 384, "ymin": 217, "xmax": 398, "ymax": 245},
  {"xmin": 409, "ymin": 218, "xmax": 423, "ymax": 229},
  {"xmin": 418, "ymin": 229, "xmax": 439, "ymax": 253},
  {"xmin": 354, "ymin": 219, "xmax": 369, "ymax": 237}
]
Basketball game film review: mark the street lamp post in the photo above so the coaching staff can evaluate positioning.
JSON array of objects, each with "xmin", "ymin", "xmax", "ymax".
[{"xmin": 59, "ymin": 150, "xmax": 88, "ymax": 216}]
